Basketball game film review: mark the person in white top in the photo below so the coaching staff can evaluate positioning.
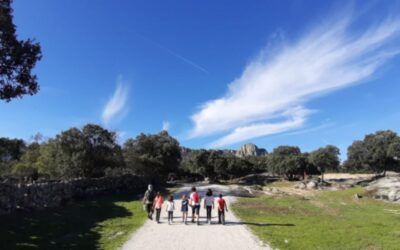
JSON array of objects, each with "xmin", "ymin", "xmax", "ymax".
[
  {"xmin": 166, "ymin": 195, "xmax": 175, "ymax": 225},
  {"xmin": 204, "ymin": 188, "xmax": 214, "ymax": 225}
]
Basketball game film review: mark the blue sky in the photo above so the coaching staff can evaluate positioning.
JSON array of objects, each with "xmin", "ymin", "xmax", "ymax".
[{"xmin": 1, "ymin": 0, "xmax": 400, "ymax": 159}]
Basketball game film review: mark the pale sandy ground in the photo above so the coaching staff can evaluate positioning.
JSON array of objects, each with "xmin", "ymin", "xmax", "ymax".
[
  {"xmin": 323, "ymin": 173, "xmax": 375, "ymax": 180},
  {"xmin": 121, "ymin": 184, "xmax": 271, "ymax": 250}
]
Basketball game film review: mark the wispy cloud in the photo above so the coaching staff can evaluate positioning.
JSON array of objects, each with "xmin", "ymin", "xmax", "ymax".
[
  {"xmin": 210, "ymin": 107, "xmax": 310, "ymax": 147},
  {"xmin": 102, "ymin": 77, "xmax": 130, "ymax": 125},
  {"xmin": 190, "ymin": 12, "xmax": 400, "ymax": 147},
  {"xmin": 281, "ymin": 122, "xmax": 334, "ymax": 137},
  {"xmin": 162, "ymin": 120, "xmax": 171, "ymax": 131}
]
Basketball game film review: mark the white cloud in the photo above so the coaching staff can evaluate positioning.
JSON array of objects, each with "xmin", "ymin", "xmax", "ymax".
[
  {"xmin": 210, "ymin": 107, "xmax": 310, "ymax": 147},
  {"xmin": 189, "ymin": 14, "xmax": 400, "ymax": 147},
  {"xmin": 162, "ymin": 121, "xmax": 171, "ymax": 131},
  {"xmin": 102, "ymin": 78, "xmax": 130, "ymax": 125}
]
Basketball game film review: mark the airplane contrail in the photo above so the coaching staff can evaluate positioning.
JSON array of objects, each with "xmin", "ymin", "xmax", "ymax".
[{"xmin": 134, "ymin": 32, "xmax": 209, "ymax": 74}]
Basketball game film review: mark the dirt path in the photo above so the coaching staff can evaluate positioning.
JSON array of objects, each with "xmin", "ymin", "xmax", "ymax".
[{"xmin": 121, "ymin": 184, "xmax": 270, "ymax": 250}]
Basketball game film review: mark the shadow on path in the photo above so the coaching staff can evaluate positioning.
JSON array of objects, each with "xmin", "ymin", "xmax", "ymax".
[
  {"xmin": 225, "ymin": 221, "xmax": 295, "ymax": 227},
  {"xmin": 0, "ymin": 193, "xmax": 139, "ymax": 250}
]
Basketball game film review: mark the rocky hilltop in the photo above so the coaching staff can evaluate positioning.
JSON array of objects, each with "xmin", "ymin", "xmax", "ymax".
[{"xmin": 235, "ymin": 143, "xmax": 267, "ymax": 157}]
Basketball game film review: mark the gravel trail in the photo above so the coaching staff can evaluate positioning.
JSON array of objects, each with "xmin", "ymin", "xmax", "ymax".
[{"xmin": 121, "ymin": 184, "xmax": 270, "ymax": 250}]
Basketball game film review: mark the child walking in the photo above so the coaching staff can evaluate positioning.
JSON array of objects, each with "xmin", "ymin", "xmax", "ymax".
[
  {"xmin": 204, "ymin": 189, "xmax": 214, "ymax": 225},
  {"xmin": 153, "ymin": 192, "xmax": 163, "ymax": 223},
  {"xmin": 181, "ymin": 195, "xmax": 189, "ymax": 224},
  {"xmin": 166, "ymin": 195, "xmax": 175, "ymax": 225},
  {"xmin": 217, "ymin": 194, "xmax": 228, "ymax": 225}
]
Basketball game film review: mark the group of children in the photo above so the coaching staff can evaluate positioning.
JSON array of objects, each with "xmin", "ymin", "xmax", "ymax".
[{"xmin": 152, "ymin": 186, "xmax": 228, "ymax": 225}]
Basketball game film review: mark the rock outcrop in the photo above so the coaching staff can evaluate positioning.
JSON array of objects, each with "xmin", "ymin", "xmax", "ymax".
[
  {"xmin": 228, "ymin": 173, "xmax": 278, "ymax": 185},
  {"xmin": 236, "ymin": 143, "xmax": 267, "ymax": 157},
  {"xmin": 366, "ymin": 176, "xmax": 400, "ymax": 203}
]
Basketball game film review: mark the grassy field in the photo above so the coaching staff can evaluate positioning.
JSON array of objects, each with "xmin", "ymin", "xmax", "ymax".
[
  {"xmin": 233, "ymin": 186, "xmax": 400, "ymax": 250},
  {"xmin": 0, "ymin": 193, "xmax": 147, "ymax": 250}
]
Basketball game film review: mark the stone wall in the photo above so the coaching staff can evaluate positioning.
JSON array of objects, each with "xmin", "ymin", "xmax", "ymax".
[{"xmin": 0, "ymin": 174, "xmax": 147, "ymax": 214}]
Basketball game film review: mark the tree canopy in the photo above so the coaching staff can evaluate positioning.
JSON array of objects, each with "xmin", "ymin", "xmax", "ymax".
[
  {"xmin": 123, "ymin": 131, "xmax": 181, "ymax": 181},
  {"xmin": 1, "ymin": 127, "xmax": 400, "ymax": 182},
  {"xmin": 0, "ymin": 0, "xmax": 42, "ymax": 101},
  {"xmin": 6, "ymin": 124, "xmax": 122, "ymax": 180},
  {"xmin": 345, "ymin": 130, "xmax": 400, "ymax": 175},
  {"xmin": 180, "ymin": 149, "xmax": 264, "ymax": 180},
  {"xmin": 309, "ymin": 145, "xmax": 340, "ymax": 180},
  {"xmin": 0, "ymin": 137, "xmax": 26, "ymax": 175},
  {"xmin": 268, "ymin": 146, "xmax": 306, "ymax": 180}
]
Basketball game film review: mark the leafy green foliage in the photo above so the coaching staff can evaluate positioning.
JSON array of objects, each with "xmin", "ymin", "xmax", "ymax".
[
  {"xmin": 49, "ymin": 124, "xmax": 123, "ymax": 178},
  {"xmin": 309, "ymin": 145, "xmax": 340, "ymax": 180},
  {"xmin": 123, "ymin": 131, "xmax": 181, "ymax": 181},
  {"xmin": 0, "ymin": 137, "xmax": 25, "ymax": 175},
  {"xmin": 180, "ymin": 149, "xmax": 216, "ymax": 179},
  {"xmin": 11, "ymin": 142, "xmax": 40, "ymax": 180},
  {"xmin": 2, "ymin": 128, "xmax": 399, "ymax": 181},
  {"xmin": 0, "ymin": 0, "xmax": 42, "ymax": 101},
  {"xmin": 6, "ymin": 124, "xmax": 123, "ymax": 179},
  {"xmin": 345, "ymin": 130, "xmax": 400, "ymax": 174},
  {"xmin": 180, "ymin": 149, "xmax": 266, "ymax": 180},
  {"xmin": 268, "ymin": 146, "xmax": 306, "ymax": 180}
]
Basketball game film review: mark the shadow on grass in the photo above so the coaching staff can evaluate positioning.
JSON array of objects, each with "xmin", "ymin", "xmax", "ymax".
[
  {"xmin": 225, "ymin": 221, "xmax": 295, "ymax": 227},
  {"xmin": 0, "ymin": 193, "xmax": 138, "ymax": 250}
]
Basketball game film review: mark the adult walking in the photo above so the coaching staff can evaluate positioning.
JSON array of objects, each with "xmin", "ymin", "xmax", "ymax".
[
  {"xmin": 204, "ymin": 188, "xmax": 214, "ymax": 225},
  {"xmin": 143, "ymin": 184, "xmax": 156, "ymax": 220},
  {"xmin": 190, "ymin": 186, "xmax": 201, "ymax": 225}
]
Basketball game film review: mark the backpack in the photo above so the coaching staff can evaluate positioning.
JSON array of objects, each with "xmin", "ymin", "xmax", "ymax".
[{"xmin": 192, "ymin": 192, "xmax": 199, "ymax": 204}]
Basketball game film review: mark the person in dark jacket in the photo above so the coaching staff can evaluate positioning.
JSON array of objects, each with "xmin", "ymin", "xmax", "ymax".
[{"xmin": 143, "ymin": 184, "xmax": 155, "ymax": 220}]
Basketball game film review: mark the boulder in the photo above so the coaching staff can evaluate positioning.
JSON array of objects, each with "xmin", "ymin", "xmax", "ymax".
[
  {"xmin": 388, "ymin": 190, "xmax": 400, "ymax": 201},
  {"xmin": 366, "ymin": 176, "xmax": 400, "ymax": 202},
  {"xmin": 306, "ymin": 180, "xmax": 318, "ymax": 189},
  {"xmin": 294, "ymin": 182, "xmax": 307, "ymax": 189},
  {"xmin": 228, "ymin": 173, "xmax": 278, "ymax": 185},
  {"xmin": 263, "ymin": 187, "xmax": 285, "ymax": 195}
]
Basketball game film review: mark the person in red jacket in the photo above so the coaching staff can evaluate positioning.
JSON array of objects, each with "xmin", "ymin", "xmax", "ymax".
[
  {"xmin": 153, "ymin": 192, "xmax": 164, "ymax": 223},
  {"xmin": 216, "ymin": 193, "xmax": 228, "ymax": 225},
  {"xmin": 190, "ymin": 186, "xmax": 201, "ymax": 225}
]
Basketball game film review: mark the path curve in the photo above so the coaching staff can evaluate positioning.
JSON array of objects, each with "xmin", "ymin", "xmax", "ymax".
[{"xmin": 121, "ymin": 184, "xmax": 270, "ymax": 250}]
